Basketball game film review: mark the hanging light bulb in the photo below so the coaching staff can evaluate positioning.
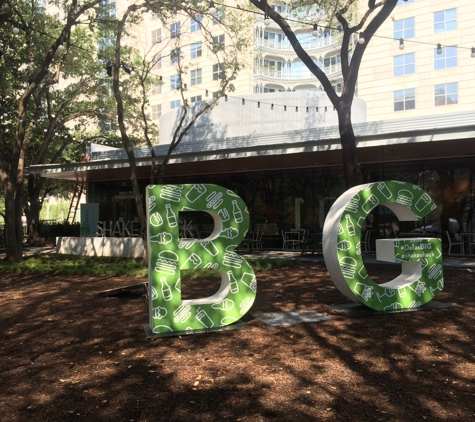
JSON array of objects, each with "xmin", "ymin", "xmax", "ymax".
[
  {"xmin": 471, "ymin": 47, "xmax": 475, "ymax": 58},
  {"xmin": 257, "ymin": 101, "xmax": 260, "ymax": 108},
  {"xmin": 97, "ymin": 56, "xmax": 104, "ymax": 65},
  {"xmin": 295, "ymin": 106, "xmax": 298, "ymax": 112},
  {"xmin": 436, "ymin": 43, "xmax": 442, "ymax": 54},
  {"xmin": 399, "ymin": 38, "xmax": 405, "ymax": 50},
  {"xmin": 130, "ymin": 67, "xmax": 136, "ymax": 76},
  {"xmin": 284, "ymin": 105, "xmax": 287, "ymax": 111},
  {"xmin": 183, "ymin": 83, "xmax": 187, "ymax": 91},
  {"xmin": 205, "ymin": 89, "xmax": 209, "ymax": 97},
  {"xmin": 158, "ymin": 76, "xmax": 164, "ymax": 85},
  {"xmin": 225, "ymin": 94, "xmax": 228, "ymax": 101},
  {"xmin": 263, "ymin": 13, "xmax": 270, "ymax": 26},
  {"xmin": 306, "ymin": 107, "xmax": 309, "ymax": 113},
  {"xmin": 242, "ymin": 98, "xmax": 245, "ymax": 105},
  {"xmin": 312, "ymin": 24, "xmax": 318, "ymax": 37},
  {"xmin": 271, "ymin": 104, "xmax": 274, "ymax": 110},
  {"xmin": 57, "ymin": 43, "xmax": 65, "ymax": 52},
  {"xmin": 13, "ymin": 25, "xmax": 19, "ymax": 35},
  {"xmin": 209, "ymin": 1, "xmax": 216, "ymax": 14},
  {"xmin": 358, "ymin": 32, "xmax": 365, "ymax": 44}
]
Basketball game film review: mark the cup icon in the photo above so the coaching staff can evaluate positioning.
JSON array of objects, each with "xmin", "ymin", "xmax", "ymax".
[
  {"xmin": 377, "ymin": 182, "xmax": 392, "ymax": 200},
  {"xmin": 362, "ymin": 194, "xmax": 380, "ymax": 213},
  {"xmin": 241, "ymin": 272, "xmax": 257, "ymax": 292},
  {"xmin": 201, "ymin": 240, "xmax": 219, "ymax": 257},
  {"xmin": 415, "ymin": 193, "xmax": 431, "ymax": 213},
  {"xmin": 181, "ymin": 252, "xmax": 202, "ymax": 269},
  {"xmin": 185, "ymin": 184, "xmax": 207, "ymax": 203},
  {"xmin": 196, "ymin": 307, "xmax": 214, "ymax": 329}
]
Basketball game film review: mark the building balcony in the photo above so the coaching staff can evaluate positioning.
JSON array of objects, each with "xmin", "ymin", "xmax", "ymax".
[
  {"xmin": 254, "ymin": 36, "xmax": 340, "ymax": 56},
  {"xmin": 254, "ymin": 64, "xmax": 342, "ymax": 84}
]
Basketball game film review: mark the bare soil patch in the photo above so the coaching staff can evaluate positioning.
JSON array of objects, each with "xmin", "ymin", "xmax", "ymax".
[{"xmin": 1, "ymin": 262, "xmax": 475, "ymax": 421}]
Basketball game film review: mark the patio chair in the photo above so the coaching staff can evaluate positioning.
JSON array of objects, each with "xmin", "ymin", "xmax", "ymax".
[{"xmin": 446, "ymin": 231, "xmax": 464, "ymax": 255}]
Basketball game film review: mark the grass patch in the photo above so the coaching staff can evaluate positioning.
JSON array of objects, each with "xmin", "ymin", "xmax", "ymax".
[{"xmin": 0, "ymin": 254, "xmax": 295, "ymax": 278}]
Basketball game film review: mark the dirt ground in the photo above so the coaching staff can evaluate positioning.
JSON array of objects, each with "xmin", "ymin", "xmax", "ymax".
[{"xmin": 1, "ymin": 261, "xmax": 475, "ymax": 422}]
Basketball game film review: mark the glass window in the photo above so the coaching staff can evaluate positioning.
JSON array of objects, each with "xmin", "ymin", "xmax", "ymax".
[
  {"xmin": 213, "ymin": 63, "xmax": 225, "ymax": 80},
  {"xmin": 170, "ymin": 74, "xmax": 180, "ymax": 90},
  {"xmin": 150, "ymin": 84, "xmax": 161, "ymax": 95},
  {"xmin": 213, "ymin": 7, "xmax": 225, "ymax": 24},
  {"xmin": 394, "ymin": 88, "xmax": 415, "ymax": 111},
  {"xmin": 170, "ymin": 100, "xmax": 181, "ymax": 109},
  {"xmin": 190, "ymin": 42, "xmax": 202, "ymax": 59},
  {"xmin": 190, "ymin": 14, "xmax": 201, "ymax": 32},
  {"xmin": 434, "ymin": 46, "xmax": 457, "ymax": 70},
  {"xmin": 190, "ymin": 68, "xmax": 202, "ymax": 86},
  {"xmin": 212, "ymin": 34, "xmax": 225, "ymax": 52},
  {"xmin": 332, "ymin": 82, "xmax": 343, "ymax": 94},
  {"xmin": 170, "ymin": 22, "xmax": 180, "ymax": 38},
  {"xmin": 170, "ymin": 48, "xmax": 181, "ymax": 64},
  {"xmin": 397, "ymin": 0, "xmax": 413, "ymax": 5},
  {"xmin": 434, "ymin": 9, "xmax": 457, "ymax": 33},
  {"xmin": 151, "ymin": 28, "xmax": 161, "ymax": 44},
  {"xmin": 434, "ymin": 83, "xmax": 458, "ymax": 106},
  {"xmin": 393, "ymin": 17, "xmax": 414, "ymax": 40},
  {"xmin": 393, "ymin": 53, "xmax": 415, "ymax": 76},
  {"xmin": 190, "ymin": 95, "xmax": 202, "ymax": 103},
  {"xmin": 151, "ymin": 104, "xmax": 161, "ymax": 120}
]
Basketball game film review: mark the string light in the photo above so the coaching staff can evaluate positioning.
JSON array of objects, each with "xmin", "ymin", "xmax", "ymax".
[
  {"xmin": 13, "ymin": 25, "xmax": 19, "ymax": 35},
  {"xmin": 312, "ymin": 24, "xmax": 319, "ymax": 37},
  {"xmin": 271, "ymin": 104, "xmax": 274, "ymax": 110},
  {"xmin": 399, "ymin": 38, "xmax": 405, "ymax": 50},
  {"xmin": 257, "ymin": 101, "xmax": 260, "ymax": 108},
  {"xmin": 284, "ymin": 105, "xmax": 287, "ymax": 111},
  {"xmin": 57, "ymin": 43, "xmax": 65, "ymax": 52},
  {"xmin": 295, "ymin": 106, "xmax": 298, "ymax": 112},
  {"xmin": 436, "ymin": 43, "xmax": 442, "ymax": 54},
  {"xmin": 358, "ymin": 33, "xmax": 365, "ymax": 44},
  {"xmin": 209, "ymin": 1, "xmax": 216, "ymax": 14},
  {"xmin": 263, "ymin": 13, "xmax": 270, "ymax": 26},
  {"xmin": 472, "ymin": 47, "xmax": 475, "ymax": 58},
  {"xmin": 242, "ymin": 98, "xmax": 245, "ymax": 105}
]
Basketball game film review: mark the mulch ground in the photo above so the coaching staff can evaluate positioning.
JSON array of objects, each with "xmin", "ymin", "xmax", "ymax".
[{"xmin": 1, "ymin": 262, "xmax": 475, "ymax": 422}]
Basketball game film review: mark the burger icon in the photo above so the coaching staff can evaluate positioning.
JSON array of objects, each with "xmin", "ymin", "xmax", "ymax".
[
  {"xmin": 339, "ymin": 256, "xmax": 357, "ymax": 279},
  {"xmin": 396, "ymin": 189, "xmax": 413, "ymax": 207}
]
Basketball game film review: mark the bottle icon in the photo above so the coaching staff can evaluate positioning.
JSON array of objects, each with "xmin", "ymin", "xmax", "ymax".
[
  {"xmin": 232, "ymin": 200, "xmax": 243, "ymax": 223},
  {"xmin": 345, "ymin": 214, "xmax": 355, "ymax": 236},
  {"xmin": 228, "ymin": 270, "xmax": 239, "ymax": 293},
  {"xmin": 160, "ymin": 277, "xmax": 173, "ymax": 301},
  {"xmin": 165, "ymin": 204, "xmax": 177, "ymax": 228}
]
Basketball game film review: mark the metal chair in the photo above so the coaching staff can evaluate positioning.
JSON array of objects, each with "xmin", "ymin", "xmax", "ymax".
[{"xmin": 446, "ymin": 231, "xmax": 464, "ymax": 255}]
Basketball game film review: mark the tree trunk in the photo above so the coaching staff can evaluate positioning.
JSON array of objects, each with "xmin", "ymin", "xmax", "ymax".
[
  {"xmin": 4, "ymin": 179, "xmax": 22, "ymax": 262},
  {"xmin": 25, "ymin": 174, "xmax": 45, "ymax": 243},
  {"xmin": 337, "ymin": 101, "xmax": 362, "ymax": 189}
]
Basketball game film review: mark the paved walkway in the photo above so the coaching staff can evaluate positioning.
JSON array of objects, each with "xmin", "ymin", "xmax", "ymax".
[{"xmin": 2, "ymin": 247, "xmax": 475, "ymax": 269}]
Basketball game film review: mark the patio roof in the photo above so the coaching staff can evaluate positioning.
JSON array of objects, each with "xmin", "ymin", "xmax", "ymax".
[{"xmin": 28, "ymin": 110, "xmax": 475, "ymax": 182}]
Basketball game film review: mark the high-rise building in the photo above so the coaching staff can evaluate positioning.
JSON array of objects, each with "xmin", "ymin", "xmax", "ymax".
[{"xmin": 359, "ymin": 0, "xmax": 475, "ymax": 121}]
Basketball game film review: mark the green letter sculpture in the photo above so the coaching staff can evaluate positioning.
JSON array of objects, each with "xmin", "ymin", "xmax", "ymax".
[
  {"xmin": 323, "ymin": 181, "xmax": 443, "ymax": 311},
  {"xmin": 147, "ymin": 184, "xmax": 256, "ymax": 334}
]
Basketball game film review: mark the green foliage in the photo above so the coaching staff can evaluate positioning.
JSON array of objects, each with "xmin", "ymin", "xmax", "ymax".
[{"xmin": 0, "ymin": 254, "xmax": 294, "ymax": 277}]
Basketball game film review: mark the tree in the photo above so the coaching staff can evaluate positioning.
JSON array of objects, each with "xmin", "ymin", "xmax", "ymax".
[
  {"xmin": 249, "ymin": 0, "xmax": 399, "ymax": 188},
  {"xmin": 108, "ymin": 0, "xmax": 250, "ymax": 249},
  {"xmin": 0, "ymin": 0, "xmax": 104, "ymax": 261}
]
